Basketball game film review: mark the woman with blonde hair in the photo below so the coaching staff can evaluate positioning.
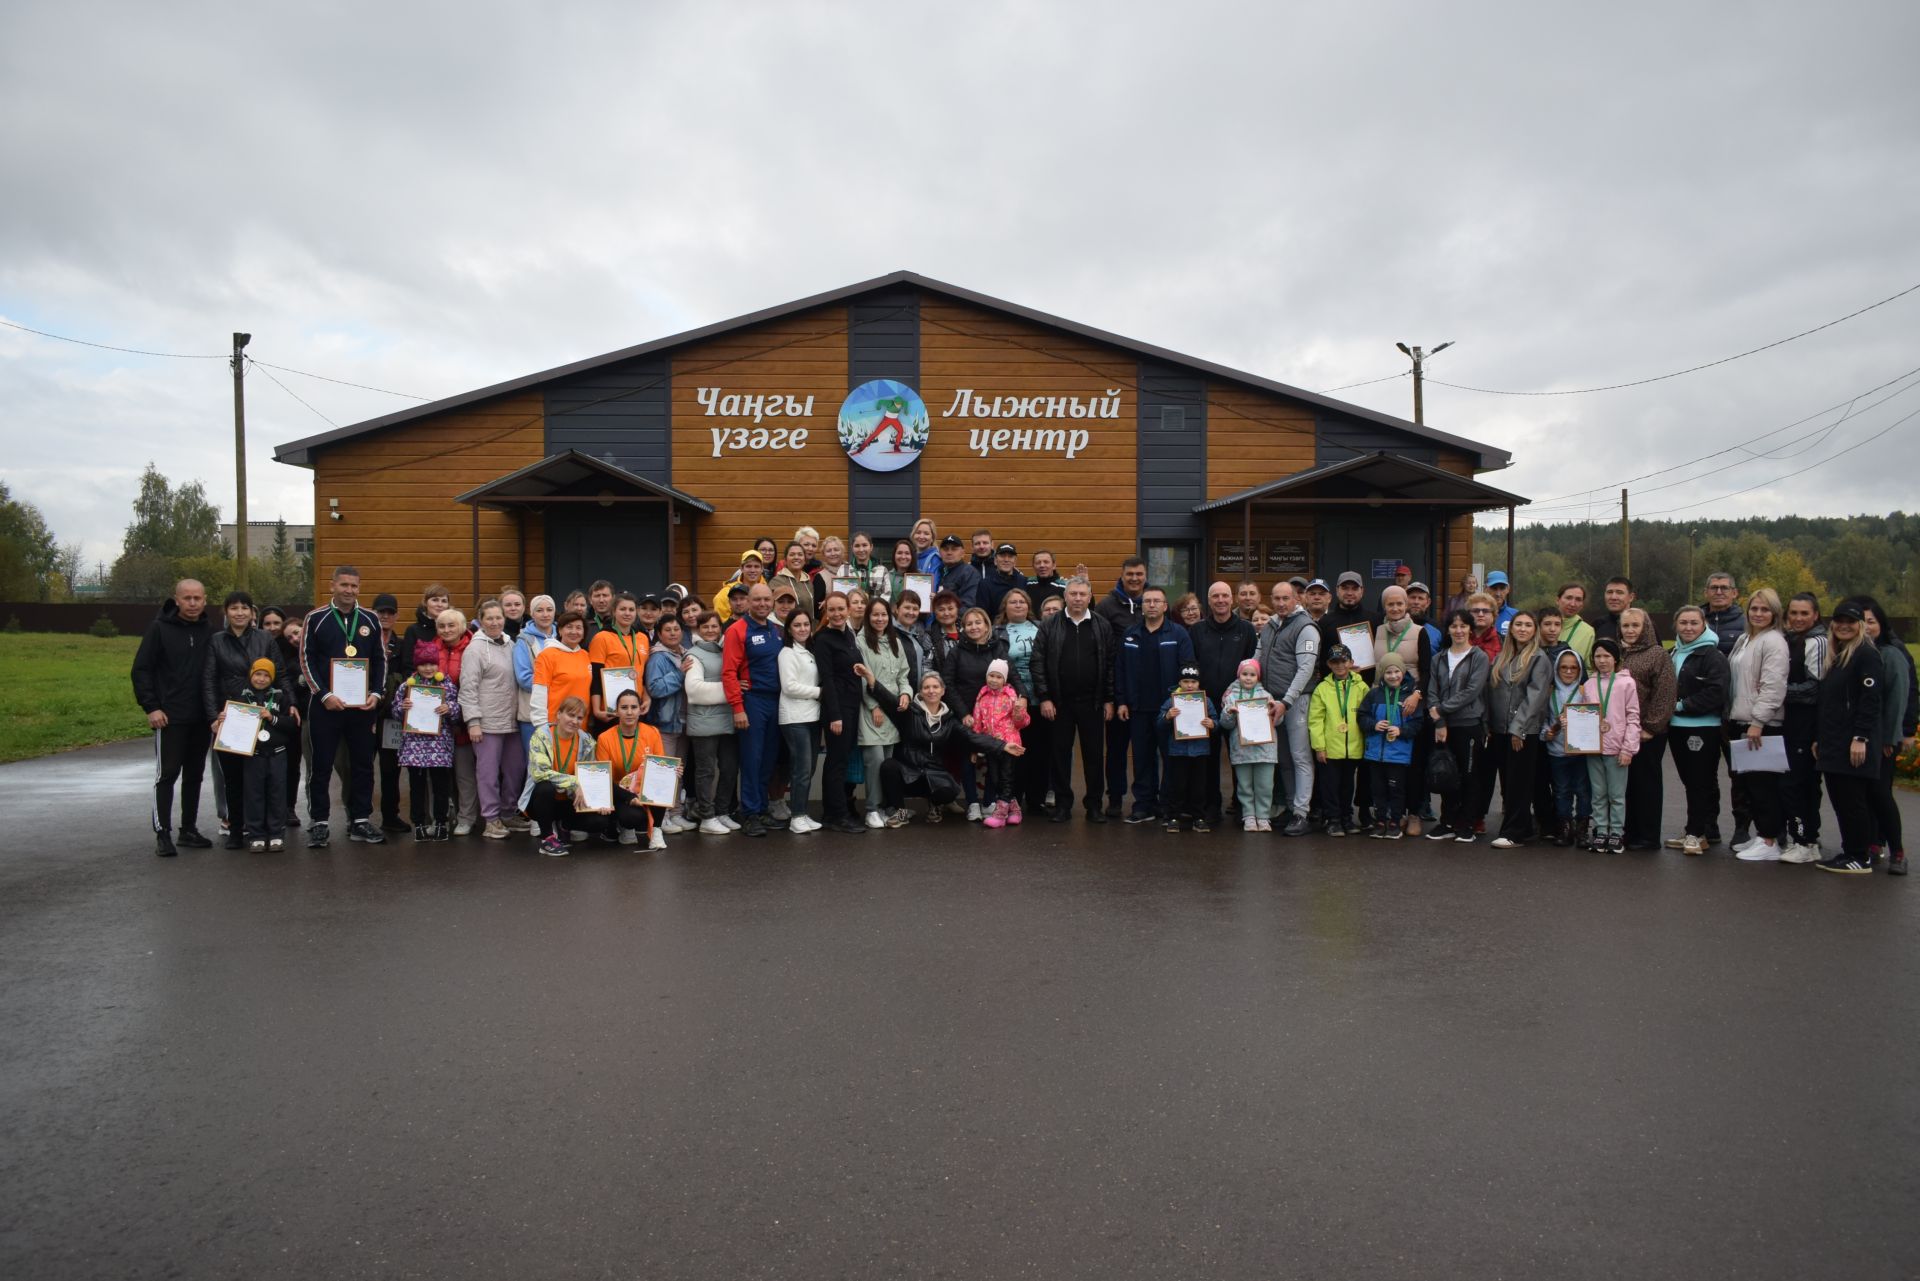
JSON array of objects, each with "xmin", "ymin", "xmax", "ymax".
[
  {"xmin": 1729, "ymin": 587, "xmax": 1795, "ymax": 862},
  {"xmin": 909, "ymin": 518, "xmax": 942, "ymax": 574},
  {"xmin": 1482, "ymin": 609, "xmax": 1551, "ymax": 848}
]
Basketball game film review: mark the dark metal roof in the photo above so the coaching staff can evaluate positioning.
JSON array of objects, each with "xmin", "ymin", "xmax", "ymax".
[
  {"xmin": 452, "ymin": 451, "xmax": 715, "ymax": 513},
  {"xmin": 1194, "ymin": 451, "xmax": 1529, "ymax": 514},
  {"xmin": 274, "ymin": 270, "xmax": 1511, "ymax": 470}
]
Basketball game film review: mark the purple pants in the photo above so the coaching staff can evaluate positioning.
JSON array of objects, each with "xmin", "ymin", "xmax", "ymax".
[{"xmin": 473, "ymin": 731, "xmax": 527, "ymax": 820}]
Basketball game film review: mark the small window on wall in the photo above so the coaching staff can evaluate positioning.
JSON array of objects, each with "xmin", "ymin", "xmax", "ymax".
[{"xmin": 1143, "ymin": 542, "xmax": 1195, "ymax": 603}]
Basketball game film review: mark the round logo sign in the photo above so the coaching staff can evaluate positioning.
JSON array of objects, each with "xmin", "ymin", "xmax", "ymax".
[{"xmin": 838, "ymin": 379, "xmax": 930, "ymax": 472}]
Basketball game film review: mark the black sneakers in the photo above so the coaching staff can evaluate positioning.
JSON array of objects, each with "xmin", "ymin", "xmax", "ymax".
[
  {"xmin": 307, "ymin": 821, "xmax": 330, "ymax": 848},
  {"xmin": 1890, "ymin": 851, "xmax": 1909, "ymax": 876},
  {"xmin": 176, "ymin": 828, "xmax": 213, "ymax": 848},
  {"xmin": 1817, "ymin": 854, "xmax": 1874, "ymax": 875},
  {"xmin": 1281, "ymin": 814, "xmax": 1309, "ymax": 837},
  {"xmin": 1426, "ymin": 825, "xmax": 1457, "ymax": 841},
  {"xmin": 348, "ymin": 820, "xmax": 386, "ymax": 844},
  {"xmin": 155, "ymin": 832, "xmax": 177, "ymax": 858}
]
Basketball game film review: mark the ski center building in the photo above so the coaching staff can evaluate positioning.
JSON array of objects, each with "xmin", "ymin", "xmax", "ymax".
[{"xmin": 274, "ymin": 271, "xmax": 1526, "ymax": 604}]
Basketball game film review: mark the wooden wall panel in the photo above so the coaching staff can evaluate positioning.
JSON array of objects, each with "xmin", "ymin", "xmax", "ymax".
[
  {"xmin": 309, "ymin": 394, "xmax": 546, "ymax": 609},
  {"xmin": 1205, "ymin": 387, "xmax": 1315, "ymax": 500},
  {"xmin": 918, "ymin": 298, "xmax": 1137, "ymax": 584},
  {"xmin": 670, "ymin": 314, "xmax": 849, "ymax": 596}
]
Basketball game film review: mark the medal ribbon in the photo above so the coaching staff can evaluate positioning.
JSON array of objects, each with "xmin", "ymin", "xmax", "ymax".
[
  {"xmin": 616, "ymin": 730, "xmax": 639, "ymax": 777},
  {"xmin": 556, "ymin": 734, "xmax": 577, "ymax": 776}
]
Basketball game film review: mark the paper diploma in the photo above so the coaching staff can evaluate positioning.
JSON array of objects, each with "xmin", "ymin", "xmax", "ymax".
[
  {"xmin": 832, "ymin": 576, "xmax": 861, "ymax": 599},
  {"xmin": 1235, "ymin": 702, "xmax": 1274, "ymax": 745},
  {"xmin": 214, "ymin": 701, "xmax": 264, "ymax": 756},
  {"xmin": 1563, "ymin": 704, "xmax": 1602, "ymax": 754},
  {"xmin": 405, "ymin": 687, "xmax": 444, "ymax": 734},
  {"xmin": 904, "ymin": 573, "xmax": 935, "ymax": 613},
  {"xmin": 600, "ymin": 666, "xmax": 637, "ymax": 707},
  {"xmin": 1173, "ymin": 692, "xmax": 1209, "ymax": 740},
  {"xmin": 330, "ymin": 659, "xmax": 369, "ymax": 706},
  {"xmin": 637, "ymin": 754, "xmax": 681, "ymax": 807},
  {"xmin": 1729, "ymin": 734, "xmax": 1790, "ymax": 774},
  {"xmin": 1339, "ymin": 622, "xmax": 1376, "ymax": 670},
  {"xmin": 575, "ymin": 760, "xmax": 613, "ymax": 812}
]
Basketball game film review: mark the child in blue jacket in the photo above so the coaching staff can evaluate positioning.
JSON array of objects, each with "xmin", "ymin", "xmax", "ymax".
[
  {"xmin": 1157, "ymin": 664, "xmax": 1216, "ymax": 833},
  {"xmin": 1360, "ymin": 653, "xmax": 1416, "ymax": 838}
]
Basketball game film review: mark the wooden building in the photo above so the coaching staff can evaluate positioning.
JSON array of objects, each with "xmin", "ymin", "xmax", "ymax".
[{"xmin": 274, "ymin": 271, "xmax": 1524, "ymax": 605}]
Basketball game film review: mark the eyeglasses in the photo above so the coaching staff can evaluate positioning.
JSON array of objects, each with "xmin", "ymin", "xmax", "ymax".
[
  {"xmin": 1471, "ymin": 607, "xmax": 1493, "ymax": 615},
  {"xmin": 1707, "ymin": 584, "xmax": 1735, "ymax": 592}
]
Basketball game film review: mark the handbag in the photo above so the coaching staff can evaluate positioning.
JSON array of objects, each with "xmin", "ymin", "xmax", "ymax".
[
  {"xmin": 846, "ymin": 749, "xmax": 864, "ymax": 785},
  {"xmin": 1426, "ymin": 736, "xmax": 1460, "ymax": 794}
]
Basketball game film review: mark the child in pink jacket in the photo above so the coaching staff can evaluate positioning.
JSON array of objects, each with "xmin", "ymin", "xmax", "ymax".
[
  {"xmin": 973, "ymin": 659, "xmax": 1030, "ymax": 827},
  {"xmin": 1582, "ymin": 637, "xmax": 1642, "ymax": 853}
]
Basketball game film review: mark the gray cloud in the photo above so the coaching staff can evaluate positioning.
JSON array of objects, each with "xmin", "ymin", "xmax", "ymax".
[{"xmin": 3, "ymin": 0, "xmax": 1917, "ymax": 567}]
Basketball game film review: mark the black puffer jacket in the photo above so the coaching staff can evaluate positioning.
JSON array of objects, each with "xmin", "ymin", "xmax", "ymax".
[
  {"xmin": 809, "ymin": 626, "xmax": 865, "ymax": 730},
  {"xmin": 203, "ymin": 624, "xmax": 291, "ymax": 719},
  {"xmin": 1672, "ymin": 642, "xmax": 1730, "ymax": 722},
  {"xmin": 876, "ymin": 689, "xmax": 1009, "ymax": 792},
  {"xmin": 940, "ymin": 633, "xmax": 1023, "ymax": 720},
  {"xmin": 398, "ymin": 604, "xmax": 437, "ymax": 674},
  {"xmin": 1191, "ymin": 612, "xmax": 1257, "ymax": 704},
  {"xmin": 131, "ymin": 597, "xmax": 213, "ymax": 724},
  {"xmin": 1814, "ymin": 643, "xmax": 1884, "ymax": 778}
]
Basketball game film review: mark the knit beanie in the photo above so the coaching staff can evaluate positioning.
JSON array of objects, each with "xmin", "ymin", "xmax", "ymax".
[
  {"xmin": 987, "ymin": 658, "xmax": 1010, "ymax": 681},
  {"xmin": 249, "ymin": 657, "xmax": 276, "ymax": 679}
]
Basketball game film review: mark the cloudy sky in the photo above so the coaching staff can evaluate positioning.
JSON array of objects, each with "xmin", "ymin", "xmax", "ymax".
[{"xmin": 3, "ymin": 1, "xmax": 1916, "ymax": 570}]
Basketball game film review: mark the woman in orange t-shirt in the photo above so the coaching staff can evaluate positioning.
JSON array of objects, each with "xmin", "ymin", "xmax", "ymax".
[
  {"xmin": 596, "ymin": 687, "xmax": 674, "ymax": 847},
  {"xmin": 532, "ymin": 611, "xmax": 593, "ymax": 725},
  {"xmin": 587, "ymin": 592, "xmax": 652, "ymax": 725}
]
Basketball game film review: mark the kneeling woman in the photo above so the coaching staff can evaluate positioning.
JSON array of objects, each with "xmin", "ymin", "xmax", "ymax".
[{"xmin": 871, "ymin": 671, "xmax": 1024, "ymax": 827}]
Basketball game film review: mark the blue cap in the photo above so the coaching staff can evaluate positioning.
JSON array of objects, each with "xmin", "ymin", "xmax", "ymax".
[{"xmin": 1486, "ymin": 571, "xmax": 1509, "ymax": 587}]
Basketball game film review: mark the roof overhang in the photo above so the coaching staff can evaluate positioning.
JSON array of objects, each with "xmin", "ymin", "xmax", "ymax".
[
  {"xmin": 1195, "ymin": 451, "xmax": 1528, "ymax": 515},
  {"xmin": 274, "ymin": 270, "xmax": 1512, "ymax": 471},
  {"xmin": 453, "ymin": 451, "xmax": 715, "ymax": 514}
]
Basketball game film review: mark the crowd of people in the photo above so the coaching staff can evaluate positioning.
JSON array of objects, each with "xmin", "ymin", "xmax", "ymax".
[{"xmin": 131, "ymin": 522, "xmax": 1916, "ymax": 876}]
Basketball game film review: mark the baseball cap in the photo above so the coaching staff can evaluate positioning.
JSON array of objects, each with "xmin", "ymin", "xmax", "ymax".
[
  {"xmin": 372, "ymin": 593, "xmax": 399, "ymax": 612},
  {"xmin": 727, "ymin": 583, "xmax": 749, "ymax": 599},
  {"xmin": 663, "ymin": 583, "xmax": 688, "ymax": 602},
  {"xmin": 1336, "ymin": 571, "xmax": 1363, "ymax": 588},
  {"xmin": 1831, "ymin": 601, "xmax": 1865, "ymax": 622},
  {"xmin": 638, "ymin": 592, "xmax": 660, "ymax": 605},
  {"xmin": 940, "ymin": 534, "xmax": 963, "ymax": 548},
  {"xmin": 1326, "ymin": 644, "xmax": 1353, "ymax": 664},
  {"xmin": 1289, "ymin": 576, "xmax": 1309, "ymax": 592},
  {"xmin": 1305, "ymin": 578, "xmax": 1330, "ymax": 593},
  {"xmin": 996, "ymin": 543, "xmax": 1017, "ymax": 556},
  {"xmin": 1486, "ymin": 571, "xmax": 1510, "ymax": 587},
  {"xmin": 1408, "ymin": 581, "xmax": 1431, "ymax": 594}
]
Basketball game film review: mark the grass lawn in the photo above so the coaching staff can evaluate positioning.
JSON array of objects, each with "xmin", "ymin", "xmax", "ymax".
[{"xmin": 0, "ymin": 634, "xmax": 148, "ymax": 764}]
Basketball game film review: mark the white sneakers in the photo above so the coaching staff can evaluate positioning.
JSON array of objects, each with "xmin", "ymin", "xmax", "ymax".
[
  {"xmin": 648, "ymin": 829, "xmax": 668, "ymax": 850},
  {"xmin": 453, "ymin": 821, "xmax": 473, "ymax": 837},
  {"xmin": 1736, "ymin": 839, "xmax": 1782, "ymax": 862},
  {"xmin": 718, "ymin": 814, "xmax": 743, "ymax": 831},
  {"xmin": 966, "ymin": 802, "xmax": 984, "ymax": 822},
  {"xmin": 660, "ymin": 813, "xmax": 693, "ymax": 834},
  {"xmin": 788, "ymin": 815, "xmax": 821, "ymax": 834},
  {"xmin": 1779, "ymin": 840, "xmax": 1820, "ymax": 865},
  {"xmin": 769, "ymin": 799, "xmax": 791, "ymax": 822},
  {"xmin": 618, "ymin": 828, "xmax": 639, "ymax": 845},
  {"xmin": 1243, "ymin": 817, "xmax": 1259, "ymax": 832},
  {"xmin": 864, "ymin": 810, "xmax": 886, "ymax": 829},
  {"xmin": 482, "ymin": 819, "xmax": 509, "ymax": 840},
  {"xmin": 698, "ymin": 817, "xmax": 731, "ymax": 835}
]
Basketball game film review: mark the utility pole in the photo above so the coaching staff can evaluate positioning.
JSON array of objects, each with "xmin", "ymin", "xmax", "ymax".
[
  {"xmin": 1395, "ymin": 340, "xmax": 1453, "ymax": 425},
  {"xmin": 1620, "ymin": 488, "xmax": 1631, "ymax": 578},
  {"xmin": 232, "ymin": 332, "xmax": 251, "ymax": 588},
  {"xmin": 1687, "ymin": 527, "xmax": 1699, "ymax": 602}
]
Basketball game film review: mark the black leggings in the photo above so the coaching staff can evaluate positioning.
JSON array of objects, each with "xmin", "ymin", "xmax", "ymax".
[
  {"xmin": 1870, "ymin": 753, "xmax": 1905, "ymax": 853},
  {"xmin": 1824, "ymin": 772, "xmax": 1877, "ymax": 861},
  {"xmin": 878, "ymin": 759, "xmax": 960, "ymax": 812},
  {"xmin": 1625, "ymin": 731, "xmax": 1667, "ymax": 845},
  {"xmin": 1669, "ymin": 726, "xmax": 1724, "ymax": 838},
  {"xmin": 1727, "ymin": 723, "xmax": 1785, "ymax": 840}
]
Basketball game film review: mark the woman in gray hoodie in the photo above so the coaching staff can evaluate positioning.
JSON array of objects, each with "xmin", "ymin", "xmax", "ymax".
[
  {"xmin": 1483, "ymin": 610, "xmax": 1552, "ymax": 848},
  {"xmin": 682, "ymin": 612, "xmax": 739, "ymax": 834}
]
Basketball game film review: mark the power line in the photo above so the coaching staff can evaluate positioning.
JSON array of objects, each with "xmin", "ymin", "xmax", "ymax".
[
  {"xmin": 247, "ymin": 358, "xmax": 431, "ymax": 401},
  {"xmin": 1319, "ymin": 370, "xmax": 1409, "ymax": 393},
  {"xmin": 1524, "ymin": 362, "xmax": 1920, "ymax": 507},
  {"xmin": 1424, "ymin": 281, "xmax": 1920, "ymax": 398},
  {"xmin": 247, "ymin": 357, "xmax": 339, "ymax": 429},
  {"xmin": 0, "ymin": 316, "xmax": 228, "ymax": 359},
  {"xmin": 1635, "ymin": 404, "xmax": 1920, "ymax": 517}
]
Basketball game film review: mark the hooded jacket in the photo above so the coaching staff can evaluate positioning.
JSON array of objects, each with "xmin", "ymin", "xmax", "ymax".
[
  {"xmin": 1543, "ymin": 652, "xmax": 1588, "ymax": 758},
  {"xmin": 1814, "ymin": 641, "xmax": 1884, "ymax": 778},
  {"xmin": 1670, "ymin": 629, "xmax": 1730, "ymax": 729},
  {"xmin": 132, "ymin": 597, "xmax": 214, "ymax": 723},
  {"xmin": 1093, "ymin": 580, "xmax": 1142, "ymax": 642},
  {"xmin": 1486, "ymin": 647, "xmax": 1552, "ymax": 741},
  {"xmin": 512, "ymin": 617, "xmax": 558, "ymax": 724},
  {"xmin": 1620, "ymin": 631, "xmax": 1677, "ymax": 737},
  {"xmin": 202, "ymin": 622, "xmax": 286, "ymax": 721},
  {"xmin": 941, "ymin": 632, "xmax": 1022, "ymax": 719},
  {"xmin": 642, "ymin": 643, "xmax": 688, "ymax": 735},
  {"xmin": 1221, "ymin": 681, "xmax": 1278, "ymax": 765},
  {"xmin": 1425, "ymin": 643, "xmax": 1490, "ymax": 728},
  {"xmin": 459, "ymin": 629, "xmax": 520, "ymax": 735},
  {"xmin": 1359, "ymin": 680, "xmax": 1416, "ymax": 765},
  {"xmin": 1580, "ymin": 668, "xmax": 1642, "ymax": 758},
  {"xmin": 1308, "ymin": 673, "xmax": 1369, "ymax": 760}
]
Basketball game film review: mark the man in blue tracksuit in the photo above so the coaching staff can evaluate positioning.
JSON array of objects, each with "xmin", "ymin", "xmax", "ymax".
[
  {"xmin": 1094, "ymin": 558, "xmax": 1148, "ymax": 814},
  {"xmin": 1115, "ymin": 586, "xmax": 1194, "ymax": 822},
  {"xmin": 722, "ymin": 581, "xmax": 784, "ymax": 836}
]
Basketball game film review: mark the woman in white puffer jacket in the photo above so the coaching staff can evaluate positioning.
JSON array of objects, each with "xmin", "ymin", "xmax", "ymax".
[
  {"xmin": 1727, "ymin": 587, "xmax": 1793, "ymax": 861},
  {"xmin": 775, "ymin": 609, "xmax": 823, "ymax": 833}
]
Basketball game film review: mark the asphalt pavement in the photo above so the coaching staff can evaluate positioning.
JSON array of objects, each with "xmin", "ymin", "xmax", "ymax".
[{"xmin": 2, "ymin": 738, "xmax": 1916, "ymax": 1279}]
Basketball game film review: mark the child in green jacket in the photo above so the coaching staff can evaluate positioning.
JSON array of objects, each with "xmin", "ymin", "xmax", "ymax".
[{"xmin": 1309, "ymin": 645, "xmax": 1371, "ymax": 835}]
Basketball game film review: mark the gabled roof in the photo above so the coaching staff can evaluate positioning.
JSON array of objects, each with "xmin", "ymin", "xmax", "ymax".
[
  {"xmin": 275, "ymin": 270, "xmax": 1509, "ymax": 470},
  {"xmin": 1195, "ymin": 451, "xmax": 1528, "ymax": 514},
  {"xmin": 453, "ymin": 451, "xmax": 715, "ymax": 513}
]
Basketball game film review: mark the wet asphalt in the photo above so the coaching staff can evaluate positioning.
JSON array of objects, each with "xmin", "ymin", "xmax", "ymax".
[{"xmin": 1, "ymin": 739, "xmax": 1916, "ymax": 1280}]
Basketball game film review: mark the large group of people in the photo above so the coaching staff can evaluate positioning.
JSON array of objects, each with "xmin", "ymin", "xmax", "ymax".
[{"xmin": 131, "ymin": 522, "xmax": 1915, "ymax": 876}]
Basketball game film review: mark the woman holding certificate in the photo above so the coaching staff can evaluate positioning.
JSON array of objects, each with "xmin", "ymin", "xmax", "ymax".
[
  {"xmin": 204, "ymin": 590, "xmax": 284, "ymax": 849},
  {"xmin": 597, "ymin": 689, "xmax": 670, "ymax": 849},
  {"xmin": 1727, "ymin": 589, "xmax": 1793, "ymax": 863},
  {"xmin": 587, "ymin": 593, "xmax": 651, "ymax": 730},
  {"xmin": 519, "ymin": 695, "xmax": 601, "ymax": 857}
]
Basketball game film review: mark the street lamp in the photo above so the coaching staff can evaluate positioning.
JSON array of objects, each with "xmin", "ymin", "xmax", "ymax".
[{"xmin": 1396, "ymin": 341, "xmax": 1454, "ymax": 425}]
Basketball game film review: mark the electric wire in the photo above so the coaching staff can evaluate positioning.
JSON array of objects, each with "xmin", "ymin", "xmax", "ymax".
[{"xmin": 0, "ymin": 316, "xmax": 228, "ymax": 359}]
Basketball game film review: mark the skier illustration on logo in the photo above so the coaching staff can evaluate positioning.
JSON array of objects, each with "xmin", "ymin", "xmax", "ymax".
[
  {"xmin": 850, "ymin": 394, "xmax": 911, "ymax": 456},
  {"xmin": 837, "ymin": 379, "xmax": 930, "ymax": 473}
]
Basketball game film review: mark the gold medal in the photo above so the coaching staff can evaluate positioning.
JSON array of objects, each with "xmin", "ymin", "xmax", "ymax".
[{"xmin": 344, "ymin": 644, "xmax": 358, "ymax": 657}]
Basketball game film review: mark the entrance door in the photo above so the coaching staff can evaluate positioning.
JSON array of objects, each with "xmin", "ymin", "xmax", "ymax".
[
  {"xmin": 1315, "ymin": 517, "xmax": 1426, "ymax": 610},
  {"xmin": 545, "ymin": 504, "xmax": 668, "ymax": 595}
]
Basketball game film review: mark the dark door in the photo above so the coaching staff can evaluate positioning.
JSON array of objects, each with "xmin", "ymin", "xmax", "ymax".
[
  {"xmin": 1315, "ymin": 516, "xmax": 1428, "ymax": 611},
  {"xmin": 545, "ymin": 504, "xmax": 668, "ymax": 595}
]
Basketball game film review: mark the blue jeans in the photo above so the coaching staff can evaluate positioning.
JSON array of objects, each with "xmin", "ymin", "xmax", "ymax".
[
  {"xmin": 779, "ymin": 722, "xmax": 818, "ymax": 819},
  {"xmin": 739, "ymin": 693, "xmax": 780, "ymax": 817},
  {"xmin": 1549, "ymin": 753, "xmax": 1592, "ymax": 821}
]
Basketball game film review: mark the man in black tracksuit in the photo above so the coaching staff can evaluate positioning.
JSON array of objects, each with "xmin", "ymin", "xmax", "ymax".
[
  {"xmin": 132, "ymin": 581, "xmax": 215, "ymax": 856},
  {"xmin": 1094, "ymin": 558, "xmax": 1148, "ymax": 814},
  {"xmin": 1191, "ymin": 580, "xmax": 1257, "ymax": 826},
  {"xmin": 299, "ymin": 566, "xmax": 389, "ymax": 847}
]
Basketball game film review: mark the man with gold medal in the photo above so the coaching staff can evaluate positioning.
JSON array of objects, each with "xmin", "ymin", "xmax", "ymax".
[{"xmin": 298, "ymin": 565, "xmax": 389, "ymax": 847}]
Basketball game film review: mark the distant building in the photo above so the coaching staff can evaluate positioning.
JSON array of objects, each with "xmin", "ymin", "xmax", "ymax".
[{"xmin": 221, "ymin": 521, "xmax": 314, "ymax": 557}]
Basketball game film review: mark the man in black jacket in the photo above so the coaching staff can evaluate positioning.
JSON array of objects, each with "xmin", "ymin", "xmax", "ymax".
[
  {"xmin": 934, "ymin": 535, "xmax": 981, "ymax": 611},
  {"xmin": 1191, "ymin": 581, "xmax": 1257, "ymax": 826},
  {"xmin": 1025, "ymin": 550, "xmax": 1069, "ymax": 606},
  {"xmin": 1702, "ymin": 572, "xmax": 1744, "ymax": 656},
  {"xmin": 979, "ymin": 543, "xmax": 1026, "ymax": 618},
  {"xmin": 1030, "ymin": 576, "xmax": 1115, "ymax": 823},
  {"xmin": 1093, "ymin": 557, "xmax": 1147, "ymax": 814},
  {"xmin": 299, "ymin": 565, "xmax": 388, "ymax": 847},
  {"xmin": 131, "ymin": 580, "xmax": 214, "ymax": 856}
]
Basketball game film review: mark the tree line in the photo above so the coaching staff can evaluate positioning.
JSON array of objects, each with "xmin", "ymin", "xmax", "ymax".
[{"xmin": 1475, "ymin": 514, "xmax": 1920, "ymax": 619}]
